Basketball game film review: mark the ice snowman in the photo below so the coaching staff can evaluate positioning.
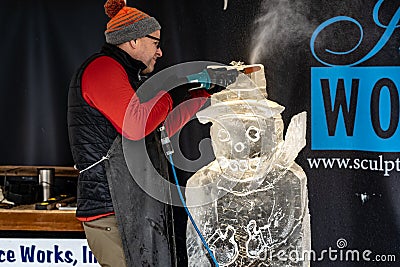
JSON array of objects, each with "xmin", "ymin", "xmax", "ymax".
[{"xmin": 185, "ymin": 64, "xmax": 310, "ymax": 267}]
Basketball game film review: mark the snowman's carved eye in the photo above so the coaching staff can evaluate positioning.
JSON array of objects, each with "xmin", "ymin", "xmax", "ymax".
[
  {"xmin": 234, "ymin": 142, "xmax": 245, "ymax": 152},
  {"xmin": 246, "ymin": 126, "xmax": 260, "ymax": 142},
  {"xmin": 218, "ymin": 129, "xmax": 231, "ymax": 142}
]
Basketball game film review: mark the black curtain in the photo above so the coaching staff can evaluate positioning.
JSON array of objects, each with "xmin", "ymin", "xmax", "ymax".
[{"xmin": 0, "ymin": 0, "xmax": 107, "ymax": 165}]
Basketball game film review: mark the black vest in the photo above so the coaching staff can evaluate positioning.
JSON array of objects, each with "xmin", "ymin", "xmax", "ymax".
[{"xmin": 67, "ymin": 43, "xmax": 147, "ymax": 217}]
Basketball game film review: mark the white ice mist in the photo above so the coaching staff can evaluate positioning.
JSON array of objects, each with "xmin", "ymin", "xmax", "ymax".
[{"xmin": 250, "ymin": 0, "xmax": 315, "ymax": 63}]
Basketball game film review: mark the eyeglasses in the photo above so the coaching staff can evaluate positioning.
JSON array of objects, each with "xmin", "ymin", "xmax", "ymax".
[{"xmin": 145, "ymin": 35, "xmax": 161, "ymax": 49}]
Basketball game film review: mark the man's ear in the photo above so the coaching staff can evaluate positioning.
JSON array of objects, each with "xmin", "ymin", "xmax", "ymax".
[{"xmin": 130, "ymin": 39, "xmax": 137, "ymax": 49}]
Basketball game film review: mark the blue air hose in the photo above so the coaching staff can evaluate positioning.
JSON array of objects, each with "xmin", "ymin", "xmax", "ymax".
[
  {"xmin": 159, "ymin": 124, "xmax": 219, "ymax": 266},
  {"xmin": 168, "ymin": 154, "xmax": 220, "ymax": 267}
]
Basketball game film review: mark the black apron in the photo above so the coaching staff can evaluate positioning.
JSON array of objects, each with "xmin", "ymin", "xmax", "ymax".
[{"xmin": 105, "ymin": 134, "xmax": 177, "ymax": 267}]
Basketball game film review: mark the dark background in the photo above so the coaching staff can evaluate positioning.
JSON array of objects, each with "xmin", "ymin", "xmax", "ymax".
[{"xmin": 1, "ymin": 0, "xmax": 399, "ymax": 266}]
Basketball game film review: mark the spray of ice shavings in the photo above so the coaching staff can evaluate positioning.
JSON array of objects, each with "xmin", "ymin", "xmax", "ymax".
[
  {"xmin": 356, "ymin": 192, "xmax": 382, "ymax": 205},
  {"xmin": 224, "ymin": 0, "xmax": 228, "ymax": 10},
  {"xmin": 250, "ymin": 0, "xmax": 315, "ymax": 63}
]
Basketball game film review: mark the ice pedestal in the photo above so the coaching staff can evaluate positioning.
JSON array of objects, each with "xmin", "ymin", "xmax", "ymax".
[{"xmin": 185, "ymin": 64, "xmax": 310, "ymax": 266}]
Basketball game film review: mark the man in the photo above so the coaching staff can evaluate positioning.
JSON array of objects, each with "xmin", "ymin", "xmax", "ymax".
[{"xmin": 68, "ymin": 0, "xmax": 237, "ymax": 266}]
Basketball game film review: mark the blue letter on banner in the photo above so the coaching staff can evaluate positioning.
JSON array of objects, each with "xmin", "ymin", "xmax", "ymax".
[{"xmin": 311, "ymin": 66, "xmax": 400, "ymax": 151}]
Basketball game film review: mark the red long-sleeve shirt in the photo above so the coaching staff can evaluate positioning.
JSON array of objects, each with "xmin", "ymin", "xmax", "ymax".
[{"xmin": 81, "ymin": 56, "xmax": 209, "ymax": 140}]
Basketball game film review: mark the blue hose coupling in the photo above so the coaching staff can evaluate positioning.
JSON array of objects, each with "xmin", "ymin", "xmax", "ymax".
[{"xmin": 186, "ymin": 69, "xmax": 211, "ymax": 90}]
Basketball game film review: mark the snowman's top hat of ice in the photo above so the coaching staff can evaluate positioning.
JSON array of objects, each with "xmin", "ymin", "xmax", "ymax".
[{"xmin": 196, "ymin": 64, "xmax": 285, "ymax": 124}]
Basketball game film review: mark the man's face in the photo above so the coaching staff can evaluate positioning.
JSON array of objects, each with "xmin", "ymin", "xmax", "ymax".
[{"xmin": 135, "ymin": 30, "xmax": 162, "ymax": 74}]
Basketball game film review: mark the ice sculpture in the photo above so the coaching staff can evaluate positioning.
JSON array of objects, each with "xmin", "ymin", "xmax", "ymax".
[{"xmin": 185, "ymin": 63, "xmax": 310, "ymax": 266}]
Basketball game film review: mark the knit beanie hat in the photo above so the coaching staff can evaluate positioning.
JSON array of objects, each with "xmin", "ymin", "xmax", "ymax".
[{"xmin": 104, "ymin": 0, "xmax": 161, "ymax": 45}]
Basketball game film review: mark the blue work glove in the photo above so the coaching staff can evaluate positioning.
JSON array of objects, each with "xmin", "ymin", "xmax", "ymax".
[{"xmin": 186, "ymin": 67, "xmax": 239, "ymax": 93}]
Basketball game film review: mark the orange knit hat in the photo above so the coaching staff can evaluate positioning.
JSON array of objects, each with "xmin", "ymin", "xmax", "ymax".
[{"xmin": 104, "ymin": 0, "xmax": 161, "ymax": 45}]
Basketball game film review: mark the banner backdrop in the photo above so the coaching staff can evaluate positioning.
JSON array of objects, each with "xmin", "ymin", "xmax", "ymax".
[
  {"xmin": 1, "ymin": 0, "xmax": 399, "ymax": 266},
  {"xmin": 0, "ymin": 239, "xmax": 99, "ymax": 266}
]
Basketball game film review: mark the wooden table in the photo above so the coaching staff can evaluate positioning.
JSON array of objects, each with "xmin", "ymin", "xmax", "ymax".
[
  {"xmin": 0, "ymin": 204, "xmax": 83, "ymax": 231},
  {"xmin": 0, "ymin": 165, "xmax": 79, "ymax": 177},
  {"xmin": 0, "ymin": 166, "xmax": 82, "ymax": 232}
]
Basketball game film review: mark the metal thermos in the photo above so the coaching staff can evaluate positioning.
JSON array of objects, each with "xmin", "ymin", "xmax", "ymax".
[{"xmin": 38, "ymin": 168, "xmax": 55, "ymax": 201}]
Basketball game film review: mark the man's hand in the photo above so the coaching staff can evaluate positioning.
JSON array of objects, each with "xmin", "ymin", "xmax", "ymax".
[
  {"xmin": 186, "ymin": 67, "xmax": 239, "ymax": 93},
  {"xmin": 207, "ymin": 67, "xmax": 239, "ymax": 94},
  {"xmin": 207, "ymin": 67, "xmax": 238, "ymax": 88}
]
